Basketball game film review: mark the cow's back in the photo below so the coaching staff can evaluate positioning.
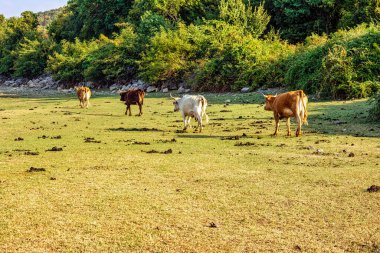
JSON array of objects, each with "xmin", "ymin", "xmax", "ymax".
[{"xmin": 272, "ymin": 90, "xmax": 302, "ymax": 118}]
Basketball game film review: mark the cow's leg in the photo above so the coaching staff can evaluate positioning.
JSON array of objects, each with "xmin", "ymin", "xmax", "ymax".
[
  {"xmin": 273, "ymin": 114, "xmax": 279, "ymax": 136},
  {"xmin": 186, "ymin": 116, "xmax": 192, "ymax": 129},
  {"xmin": 182, "ymin": 112, "xmax": 187, "ymax": 130},
  {"xmin": 286, "ymin": 117, "xmax": 291, "ymax": 136},
  {"xmin": 128, "ymin": 104, "xmax": 132, "ymax": 116},
  {"xmin": 196, "ymin": 113, "xmax": 202, "ymax": 133},
  {"xmin": 138, "ymin": 103, "xmax": 143, "ymax": 116},
  {"xmin": 296, "ymin": 113, "xmax": 302, "ymax": 137}
]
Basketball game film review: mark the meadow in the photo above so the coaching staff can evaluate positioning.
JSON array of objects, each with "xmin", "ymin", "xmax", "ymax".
[{"xmin": 0, "ymin": 91, "xmax": 379, "ymax": 252}]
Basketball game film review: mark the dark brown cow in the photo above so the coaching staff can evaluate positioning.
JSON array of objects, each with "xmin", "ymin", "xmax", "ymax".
[
  {"xmin": 263, "ymin": 90, "xmax": 308, "ymax": 137},
  {"xmin": 119, "ymin": 89, "xmax": 145, "ymax": 116}
]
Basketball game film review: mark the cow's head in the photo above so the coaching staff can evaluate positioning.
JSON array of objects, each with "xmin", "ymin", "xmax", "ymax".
[
  {"xmin": 170, "ymin": 93, "xmax": 181, "ymax": 112},
  {"xmin": 263, "ymin": 94, "xmax": 277, "ymax": 111},
  {"xmin": 119, "ymin": 91, "xmax": 127, "ymax": 101}
]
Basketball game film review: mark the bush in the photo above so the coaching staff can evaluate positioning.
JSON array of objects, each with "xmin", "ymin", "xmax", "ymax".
[
  {"xmin": 369, "ymin": 91, "xmax": 380, "ymax": 120},
  {"xmin": 48, "ymin": 39, "xmax": 98, "ymax": 83}
]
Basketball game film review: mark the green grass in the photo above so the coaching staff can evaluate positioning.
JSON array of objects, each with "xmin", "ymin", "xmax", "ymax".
[{"xmin": 0, "ymin": 92, "xmax": 379, "ymax": 252}]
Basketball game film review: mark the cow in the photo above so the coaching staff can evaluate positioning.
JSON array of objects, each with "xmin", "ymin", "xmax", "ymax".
[
  {"xmin": 74, "ymin": 86, "xmax": 91, "ymax": 108},
  {"xmin": 171, "ymin": 94, "xmax": 209, "ymax": 132},
  {"xmin": 119, "ymin": 89, "xmax": 145, "ymax": 116},
  {"xmin": 262, "ymin": 90, "xmax": 308, "ymax": 137}
]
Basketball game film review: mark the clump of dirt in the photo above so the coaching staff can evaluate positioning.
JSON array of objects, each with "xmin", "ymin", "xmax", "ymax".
[
  {"xmin": 84, "ymin": 137, "xmax": 101, "ymax": 143},
  {"xmin": 108, "ymin": 127, "xmax": 161, "ymax": 132},
  {"xmin": 14, "ymin": 137, "xmax": 24, "ymax": 141},
  {"xmin": 132, "ymin": 141, "xmax": 150, "ymax": 145},
  {"xmin": 221, "ymin": 133, "xmax": 248, "ymax": 140},
  {"xmin": 156, "ymin": 138, "xmax": 177, "ymax": 143},
  {"xmin": 315, "ymin": 139, "xmax": 331, "ymax": 144},
  {"xmin": 276, "ymin": 143, "xmax": 286, "ymax": 147},
  {"xmin": 208, "ymin": 222, "xmax": 218, "ymax": 228},
  {"xmin": 38, "ymin": 135, "xmax": 49, "ymax": 139},
  {"xmin": 220, "ymin": 110, "xmax": 232, "ymax": 112},
  {"xmin": 24, "ymin": 151, "xmax": 39, "ymax": 156},
  {"xmin": 50, "ymin": 177, "xmax": 56, "ymax": 180},
  {"xmin": 235, "ymin": 142, "xmax": 256, "ymax": 146},
  {"xmin": 143, "ymin": 149, "xmax": 173, "ymax": 154},
  {"xmin": 51, "ymin": 135, "xmax": 62, "ymax": 139},
  {"xmin": 348, "ymin": 152, "xmax": 355, "ymax": 157},
  {"xmin": 175, "ymin": 130, "xmax": 186, "ymax": 133},
  {"xmin": 367, "ymin": 185, "xmax": 380, "ymax": 193},
  {"xmin": 46, "ymin": 147, "xmax": 63, "ymax": 152},
  {"xmin": 26, "ymin": 167, "xmax": 46, "ymax": 172}
]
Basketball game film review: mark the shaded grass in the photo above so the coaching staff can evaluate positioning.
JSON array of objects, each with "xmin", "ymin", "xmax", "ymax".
[{"xmin": 0, "ymin": 92, "xmax": 379, "ymax": 252}]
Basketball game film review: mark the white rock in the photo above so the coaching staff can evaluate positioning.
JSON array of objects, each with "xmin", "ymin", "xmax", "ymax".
[
  {"xmin": 162, "ymin": 88, "xmax": 169, "ymax": 93},
  {"xmin": 109, "ymin": 83, "xmax": 120, "ymax": 91},
  {"xmin": 241, "ymin": 87, "xmax": 250, "ymax": 93},
  {"xmin": 178, "ymin": 86, "xmax": 186, "ymax": 93},
  {"xmin": 146, "ymin": 86, "xmax": 157, "ymax": 93}
]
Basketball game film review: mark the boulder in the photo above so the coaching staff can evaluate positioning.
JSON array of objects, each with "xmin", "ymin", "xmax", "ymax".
[
  {"xmin": 162, "ymin": 88, "xmax": 169, "ymax": 93},
  {"xmin": 146, "ymin": 86, "xmax": 157, "ymax": 93},
  {"xmin": 241, "ymin": 87, "xmax": 250, "ymax": 93},
  {"xmin": 109, "ymin": 83, "xmax": 120, "ymax": 91},
  {"xmin": 27, "ymin": 80, "xmax": 36, "ymax": 88},
  {"xmin": 178, "ymin": 86, "xmax": 186, "ymax": 93}
]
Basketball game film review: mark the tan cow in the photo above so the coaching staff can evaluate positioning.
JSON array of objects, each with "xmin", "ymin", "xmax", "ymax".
[
  {"xmin": 74, "ymin": 86, "xmax": 91, "ymax": 108},
  {"xmin": 263, "ymin": 90, "xmax": 308, "ymax": 137}
]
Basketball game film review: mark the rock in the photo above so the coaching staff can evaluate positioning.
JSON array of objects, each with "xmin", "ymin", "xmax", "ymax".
[
  {"xmin": 27, "ymin": 80, "xmax": 36, "ymax": 88},
  {"xmin": 241, "ymin": 87, "xmax": 250, "ymax": 93},
  {"xmin": 178, "ymin": 86, "xmax": 186, "ymax": 93},
  {"xmin": 146, "ymin": 86, "xmax": 157, "ymax": 93},
  {"xmin": 110, "ymin": 83, "xmax": 120, "ymax": 91},
  {"xmin": 4, "ymin": 80, "xmax": 15, "ymax": 86},
  {"xmin": 162, "ymin": 88, "xmax": 169, "ymax": 93},
  {"xmin": 120, "ymin": 85, "xmax": 130, "ymax": 91},
  {"xmin": 225, "ymin": 99, "xmax": 231, "ymax": 103},
  {"xmin": 348, "ymin": 152, "xmax": 355, "ymax": 157}
]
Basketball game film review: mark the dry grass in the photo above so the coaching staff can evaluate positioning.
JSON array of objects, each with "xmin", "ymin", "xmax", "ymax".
[{"xmin": 0, "ymin": 92, "xmax": 379, "ymax": 252}]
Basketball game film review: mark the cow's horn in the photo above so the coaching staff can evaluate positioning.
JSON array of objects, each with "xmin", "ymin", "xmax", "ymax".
[
  {"xmin": 256, "ymin": 91, "xmax": 266, "ymax": 97},
  {"xmin": 170, "ymin": 93, "xmax": 176, "ymax": 99}
]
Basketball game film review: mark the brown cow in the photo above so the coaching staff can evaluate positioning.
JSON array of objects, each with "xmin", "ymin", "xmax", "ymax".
[
  {"xmin": 263, "ymin": 90, "xmax": 308, "ymax": 137},
  {"xmin": 74, "ymin": 86, "xmax": 91, "ymax": 108},
  {"xmin": 119, "ymin": 89, "xmax": 145, "ymax": 116}
]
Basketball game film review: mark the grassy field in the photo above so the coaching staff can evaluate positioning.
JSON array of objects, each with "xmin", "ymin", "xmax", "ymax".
[{"xmin": 0, "ymin": 91, "xmax": 379, "ymax": 252}]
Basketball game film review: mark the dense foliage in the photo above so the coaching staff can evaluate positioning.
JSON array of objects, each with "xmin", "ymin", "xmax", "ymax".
[{"xmin": 0, "ymin": 0, "xmax": 380, "ymax": 103}]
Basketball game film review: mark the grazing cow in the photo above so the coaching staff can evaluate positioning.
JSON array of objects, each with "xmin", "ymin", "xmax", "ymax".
[
  {"xmin": 74, "ymin": 86, "xmax": 91, "ymax": 108},
  {"xmin": 171, "ymin": 94, "xmax": 209, "ymax": 132},
  {"xmin": 262, "ymin": 90, "xmax": 308, "ymax": 137},
  {"xmin": 119, "ymin": 89, "xmax": 145, "ymax": 116}
]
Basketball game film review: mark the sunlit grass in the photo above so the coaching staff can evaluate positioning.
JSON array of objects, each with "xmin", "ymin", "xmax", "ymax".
[{"xmin": 0, "ymin": 92, "xmax": 379, "ymax": 252}]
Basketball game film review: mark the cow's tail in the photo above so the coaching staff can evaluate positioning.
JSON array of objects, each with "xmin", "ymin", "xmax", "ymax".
[
  {"xmin": 299, "ymin": 90, "xmax": 308, "ymax": 125},
  {"xmin": 200, "ymin": 96, "xmax": 209, "ymax": 123}
]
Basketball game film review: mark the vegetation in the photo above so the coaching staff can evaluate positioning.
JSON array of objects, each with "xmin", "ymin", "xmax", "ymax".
[{"xmin": 0, "ymin": 0, "xmax": 380, "ymax": 101}]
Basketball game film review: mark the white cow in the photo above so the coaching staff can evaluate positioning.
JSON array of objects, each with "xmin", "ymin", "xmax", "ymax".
[{"xmin": 171, "ymin": 94, "xmax": 209, "ymax": 132}]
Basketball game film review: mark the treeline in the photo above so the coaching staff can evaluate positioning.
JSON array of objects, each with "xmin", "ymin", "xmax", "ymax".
[{"xmin": 0, "ymin": 0, "xmax": 379, "ymax": 100}]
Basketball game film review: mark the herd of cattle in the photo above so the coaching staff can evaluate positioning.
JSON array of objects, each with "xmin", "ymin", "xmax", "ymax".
[{"xmin": 74, "ymin": 86, "xmax": 309, "ymax": 136}]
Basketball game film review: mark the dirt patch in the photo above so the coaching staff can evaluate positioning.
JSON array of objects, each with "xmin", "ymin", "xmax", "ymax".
[
  {"xmin": 108, "ymin": 127, "xmax": 161, "ymax": 132},
  {"xmin": 142, "ymin": 149, "xmax": 173, "ymax": 154},
  {"xmin": 175, "ymin": 130, "xmax": 186, "ymax": 133},
  {"xmin": 26, "ymin": 167, "xmax": 46, "ymax": 172},
  {"xmin": 46, "ymin": 147, "xmax": 63, "ymax": 152},
  {"xmin": 51, "ymin": 135, "xmax": 62, "ymax": 139},
  {"xmin": 235, "ymin": 142, "xmax": 256, "ymax": 146},
  {"xmin": 367, "ymin": 185, "xmax": 380, "ymax": 193},
  {"xmin": 84, "ymin": 137, "xmax": 101, "ymax": 143},
  {"xmin": 156, "ymin": 138, "xmax": 177, "ymax": 143},
  {"xmin": 221, "ymin": 133, "xmax": 248, "ymax": 140},
  {"xmin": 132, "ymin": 141, "xmax": 150, "ymax": 145},
  {"xmin": 24, "ymin": 151, "xmax": 39, "ymax": 156},
  {"xmin": 14, "ymin": 137, "xmax": 24, "ymax": 141},
  {"xmin": 220, "ymin": 110, "xmax": 232, "ymax": 112}
]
